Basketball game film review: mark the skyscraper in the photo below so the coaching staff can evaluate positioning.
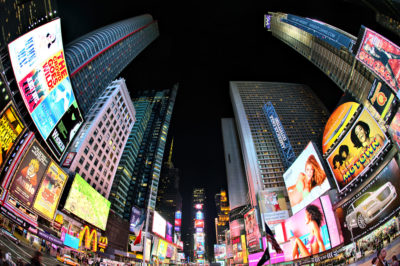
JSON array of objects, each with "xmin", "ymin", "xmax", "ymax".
[
  {"xmin": 192, "ymin": 187, "xmax": 206, "ymax": 262},
  {"xmin": 62, "ymin": 78, "xmax": 135, "ymax": 198},
  {"xmin": 109, "ymin": 85, "xmax": 178, "ymax": 220},
  {"xmin": 65, "ymin": 14, "xmax": 159, "ymax": 116},
  {"xmin": 230, "ymin": 81, "xmax": 330, "ymax": 206},
  {"xmin": 214, "ymin": 189, "xmax": 229, "ymax": 244}
]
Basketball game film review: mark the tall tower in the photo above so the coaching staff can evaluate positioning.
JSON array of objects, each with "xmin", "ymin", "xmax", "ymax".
[
  {"xmin": 192, "ymin": 187, "xmax": 206, "ymax": 263},
  {"xmin": 214, "ymin": 189, "xmax": 229, "ymax": 244},
  {"xmin": 108, "ymin": 85, "xmax": 178, "ymax": 220},
  {"xmin": 230, "ymin": 81, "xmax": 330, "ymax": 206},
  {"xmin": 62, "ymin": 78, "xmax": 135, "ymax": 198},
  {"xmin": 65, "ymin": 14, "xmax": 159, "ymax": 116}
]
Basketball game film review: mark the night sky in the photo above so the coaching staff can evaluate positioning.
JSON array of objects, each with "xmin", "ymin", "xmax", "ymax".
[{"xmin": 57, "ymin": 0, "xmax": 400, "ymax": 258}]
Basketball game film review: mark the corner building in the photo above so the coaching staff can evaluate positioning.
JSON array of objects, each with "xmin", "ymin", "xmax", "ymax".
[
  {"xmin": 109, "ymin": 85, "xmax": 178, "ymax": 220},
  {"xmin": 230, "ymin": 81, "xmax": 329, "ymax": 206},
  {"xmin": 65, "ymin": 14, "xmax": 159, "ymax": 116},
  {"xmin": 63, "ymin": 78, "xmax": 135, "ymax": 198}
]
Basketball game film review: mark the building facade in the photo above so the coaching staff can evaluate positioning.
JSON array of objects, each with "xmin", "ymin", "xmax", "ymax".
[
  {"xmin": 109, "ymin": 85, "xmax": 178, "ymax": 220},
  {"xmin": 230, "ymin": 81, "xmax": 330, "ymax": 206},
  {"xmin": 214, "ymin": 189, "xmax": 229, "ymax": 244},
  {"xmin": 65, "ymin": 14, "xmax": 159, "ymax": 116},
  {"xmin": 62, "ymin": 78, "xmax": 135, "ymax": 198}
]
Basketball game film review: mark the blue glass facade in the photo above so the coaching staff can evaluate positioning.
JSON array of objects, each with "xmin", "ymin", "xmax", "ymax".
[{"xmin": 65, "ymin": 14, "xmax": 159, "ymax": 116}]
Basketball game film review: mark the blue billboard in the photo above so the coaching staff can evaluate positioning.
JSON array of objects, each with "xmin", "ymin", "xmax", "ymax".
[
  {"xmin": 281, "ymin": 14, "xmax": 355, "ymax": 52},
  {"xmin": 263, "ymin": 102, "xmax": 295, "ymax": 168},
  {"xmin": 63, "ymin": 233, "xmax": 79, "ymax": 249}
]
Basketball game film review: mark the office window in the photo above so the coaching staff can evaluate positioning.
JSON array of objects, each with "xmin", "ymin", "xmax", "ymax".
[
  {"xmin": 89, "ymin": 137, "xmax": 94, "ymax": 145},
  {"xmin": 79, "ymin": 156, "xmax": 84, "ymax": 164},
  {"xmin": 84, "ymin": 146, "xmax": 89, "ymax": 155},
  {"xmin": 84, "ymin": 163, "xmax": 90, "ymax": 171},
  {"xmin": 90, "ymin": 168, "xmax": 95, "ymax": 176}
]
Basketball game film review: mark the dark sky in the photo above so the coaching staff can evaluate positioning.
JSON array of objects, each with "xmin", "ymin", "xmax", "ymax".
[{"xmin": 57, "ymin": 0, "xmax": 399, "ymax": 258}]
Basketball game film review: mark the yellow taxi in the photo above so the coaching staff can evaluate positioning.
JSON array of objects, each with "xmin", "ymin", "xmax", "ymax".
[{"xmin": 57, "ymin": 254, "xmax": 80, "ymax": 266}]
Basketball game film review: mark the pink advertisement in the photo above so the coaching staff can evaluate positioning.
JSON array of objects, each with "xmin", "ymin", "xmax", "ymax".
[
  {"xmin": 244, "ymin": 208, "xmax": 262, "ymax": 253},
  {"xmin": 248, "ymin": 237, "xmax": 285, "ymax": 265},
  {"xmin": 230, "ymin": 218, "xmax": 244, "ymax": 239}
]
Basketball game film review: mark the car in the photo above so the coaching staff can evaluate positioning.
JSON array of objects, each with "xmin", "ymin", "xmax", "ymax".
[
  {"xmin": 345, "ymin": 181, "xmax": 397, "ymax": 230},
  {"xmin": 0, "ymin": 228, "xmax": 20, "ymax": 245},
  {"xmin": 57, "ymin": 254, "xmax": 80, "ymax": 266}
]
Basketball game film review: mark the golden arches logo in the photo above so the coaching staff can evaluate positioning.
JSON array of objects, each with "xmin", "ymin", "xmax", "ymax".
[
  {"xmin": 79, "ymin": 225, "xmax": 97, "ymax": 252},
  {"xmin": 98, "ymin": 236, "xmax": 108, "ymax": 252}
]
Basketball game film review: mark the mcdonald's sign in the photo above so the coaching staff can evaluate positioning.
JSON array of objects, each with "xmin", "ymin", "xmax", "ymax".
[
  {"xmin": 53, "ymin": 213, "xmax": 63, "ymax": 231},
  {"xmin": 79, "ymin": 225, "xmax": 97, "ymax": 252},
  {"xmin": 98, "ymin": 236, "xmax": 108, "ymax": 252}
]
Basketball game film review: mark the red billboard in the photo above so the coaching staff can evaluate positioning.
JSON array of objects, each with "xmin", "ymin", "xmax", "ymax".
[
  {"xmin": 195, "ymin": 220, "xmax": 204, "ymax": 228},
  {"xmin": 356, "ymin": 27, "xmax": 400, "ymax": 97}
]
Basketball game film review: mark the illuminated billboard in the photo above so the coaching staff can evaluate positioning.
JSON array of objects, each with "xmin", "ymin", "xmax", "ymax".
[
  {"xmin": 326, "ymin": 108, "xmax": 389, "ymax": 192},
  {"xmin": 283, "ymin": 142, "xmax": 330, "ymax": 214},
  {"xmin": 32, "ymin": 161, "xmax": 68, "ymax": 220},
  {"xmin": 129, "ymin": 206, "xmax": 145, "ymax": 234},
  {"xmin": 322, "ymin": 102, "xmax": 360, "ymax": 154},
  {"xmin": 244, "ymin": 208, "xmax": 262, "ymax": 253},
  {"xmin": 258, "ymin": 188, "xmax": 290, "ymax": 225},
  {"xmin": 196, "ymin": 211, "xmax": 203, "ymax": 220},
  {"xmin": 64, "ymin": 174, "xmax": 111, "ymax": 230},
  {"xmin": 389, "ymin": 108, "xmax": 400, "ymax": 151},
  {"xmin": 230, "ymin": 218, "xmax": 245, "ymax": 239},
  {"xmin": 157, "ymin": 239, "xmax": 168, "ymax": 260},
  {"xmin": 195, "ymin": 220, "xmax": 204, "ymax": 228},
  {"xmin": 214, "ymin": 244, "xmax": 226, "ymax": 260},
  {"xmin": 277, "ymin": 196, "xmax": 342, "ymax": 261},
  {"xmin": 166, "ymin": 222, "xmax": 173, "ymax": 242},
  {"xmin": 335, "ymin": 159, "xmax": 400, "ymax": 245},
  {"xmin": 9, "ymin": 140, "xmax": 50, "ymax": 207},
  {"xmin": 152, "ymin": 211, "xmax": 166, "ymax": 238},
  {"xmin": 7, "ymin": 18, "xmax": 84, "ymax": 161},
  {"xmin": 0, "ymin": 103, "xmax": 25, "ymax": 172},
  {"xmin": 195, "ymin": 204, "xmax": 203, "ymax": 210},
  {"xmin": 368, "ymin": 79, "xmax": 397, "ymax": 123},
  {"xmin": 355, "ymin": 27, "xmax": 400, "ymax": 98}
]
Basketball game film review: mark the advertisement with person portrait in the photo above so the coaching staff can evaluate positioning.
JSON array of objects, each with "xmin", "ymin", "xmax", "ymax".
[
  {"xmin": 368, "ymin": 79, "xmax": 397, "ymax": 123},
  {"xmin": 32, "ymin": 161, "xmax": 68, "ymax": 220},
  {"xmin": 230, "ymin": 218, "xmax": 245, "ymax": 239},
  {"xmin": 244, "ymin": 208, "xmax": 262, "ymax": 253},
  {"xmin": 322, "ymin": 102, "xmax": 360, "ymax": 155},
  {"xmin": 0, "ymin": 103, "xmax": 25, "ymax": 172},
  {"xmin": 334, "ymin": 158, "xmax": 400, "ymax": 245},
  {"xmin": 166, "ymin": 222, "xmax": 173, "ymax": 242},
  {"xmin": 283, "ymin": 141, "xmax": 330, "ymax": 214},
  {"xmin": 7, "ymin": 19, "xmax": 84, "ymax": 161},
  {"xmin": 258, "ymin": 187, "xmax": 290, "ymax": 225},
  {"xmin": 326, "ymin": 108, "xmax": 389, "ymax": 192},
  {"xmin": 8, "ymin": 140, "xmax": 50, "ymax": 207},
  {"xmin": 388, "ymin": 107, "xmax": 400, "ymax": 151},
  {"xmin": 129, "ymin": 206, "xmax": 145, "ymax": 235},
  {"xmin": 63, "ymin": 174, "xmax": 111, "ymax": 230},
  {"xmin": 277, "ymin": 198, "xmax": 334, "ymax": 262},
  {"xmin": 356, "ymin": 27, "xmax": 400, "ymax": 97}
]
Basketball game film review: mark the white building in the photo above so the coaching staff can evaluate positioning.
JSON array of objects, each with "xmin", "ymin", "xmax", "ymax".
[{"xmin": 62, "ymin": 78, "xmax": 135, "ymax": 198}]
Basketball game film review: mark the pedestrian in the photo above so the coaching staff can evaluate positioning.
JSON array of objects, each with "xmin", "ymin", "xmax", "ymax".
[
  {"xmin": 372, "ymin": 257, "xmax": 377, "ymax": 266},
  {"xmin": 29, "ymin": 251, "xmax": 42, "ymax": 266},
  {"xmin": 376, "ymin": 248, "xmax": 389, "ymax": 266},
  {"xmin": 392, "ymin": 255, "xmax": 399, "ymax": 266}
]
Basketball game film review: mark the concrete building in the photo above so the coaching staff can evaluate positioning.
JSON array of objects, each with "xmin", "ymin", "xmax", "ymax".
[{"xmin": 62, "ymin": 78, "xmax": 135, "ymax": 198}]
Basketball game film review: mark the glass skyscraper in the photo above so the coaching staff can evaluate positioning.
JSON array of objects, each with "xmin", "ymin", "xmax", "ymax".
[
  {"xmin": 109, "ymin": 85, "xmax": 178, "ymax": 220},
  {"xmin": 230, "ymin": 81, "xmax": 330, "ymax": 206},
  {"xmin": 65, "ymin": 14, "xmax": 159, "ymax": 116}
]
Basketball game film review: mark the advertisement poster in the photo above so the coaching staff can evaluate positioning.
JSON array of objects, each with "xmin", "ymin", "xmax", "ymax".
[
  {"xmin": 128, "ymin": 234, "xmax": 143, "ymax": 253},
  {"xmin": 9, "ymin": 140, "xmax": 50, "ymax": 207},
  {"xmin": 230, "ymin": 218, "xmax": 245, "ymax": 239},
  {"xmin": 0, "ymin": 104, "xmax": 25, "ymax": 171},
  {"xmin": 334, "ymin": 158, "xmax": 400, "ymax": 244},
  {"xmin": 152, "ymin": 211, "xmax": 166, "ymax": 238},
  {"xmin": 32, "ymin": 161, "xmax": 67, "ymax": 220},
  {"xmin": 322, "ymin": 102, "xmax": 360, "ymax": 154},
  {"xmin": 129, "ymin": 206, "xmax": 145, "ymax": 234},
  {"xmin": 278, "ymin": 198, "xmax": 333, "ymax": 261},
  {"xmin": 258, "ymin": 188, "xmax": 290, "ymax": 225},
  {"xmin": 157, "ymin": 239, "xmax": 168, "ymax": 260},
  {"xmin": 7, "ymin": 19, "xmax": 84, "ymax": 161},
  {"xmin": 244, "ymin": 208, "xmax": 262, "ymax": 253},
  {"xmin": 389, "ymin": 107, "xmax": 400, "ymax": 151},
  {"xmin": 232, "ymin": 236, "xmax": 243, "ymax": 264},
  {"xmin": 368, "ymin": 79, "xmax": 396, "ymax": 122},
  {"xmin": 214, "ymin": 244, "xmax": 226, "ymax": 260},
  {"xmin": 326, "ymin": 108, "xmax": 389, "ymax": 192},
  {"xmin": 166, "ymin": 222, "xmax": 173, "ymax": 242},
  {"xmin": 283, "ymin": 142, "xmax": 330, "ymax": 214},
  {"xmin": 356, "ymin": 27, "xmax": 400, "ymax": 98},
  {"xmin": 64, "ymin": 174, "xmax": 111, "ymax": 230}
]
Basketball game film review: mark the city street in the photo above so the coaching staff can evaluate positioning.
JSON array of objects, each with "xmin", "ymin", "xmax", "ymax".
[{"xmin": 0, "ymin": 235, "xmax": 61, "ymax": 265}]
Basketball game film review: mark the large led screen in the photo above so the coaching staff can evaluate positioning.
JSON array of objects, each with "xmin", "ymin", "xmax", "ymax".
[
  {"xmin": 214, "ymin": 244, "xmax": 226, "ymax": 260},
  {"xmin": 244, "ymin": 208, "xmax": 262, "ymax": 253},
  {"xmin": 277, "ymin": 197, "xmax": 341, "ymax": 262},
  {"xmin": 9, "ymin": 140, "xmax": 50, "ymax": 207},
  {"xmin": 368, "ymin": 79, "xmax": 397, "ymax": 123},
  {"xmin": 8, "ymin": 18, "xmax": 84, "ymax": 161},
  {"xmin": 326, "ymin": 108, "xmax": 389, "ymax": 192},
  {"xmin": 322, "ymin": 102, "xmax": 360, "ymax": 154},
  {"xmin": 283, "ymin": 142, "xmax": 330, "ymax": 214},
  {"xmin": 157, "ymin": 239, "xmax": 168, "ymax": 260},
  {"xmin": 356, "ymin": 27, "xmax": 400, "ymax": 98},
  {"xmin": 64, "ymin": 174, "xmax": 111, "ymax": 230},
  {"xmin": 152, "ymin": 211, "xmax": 166, "ymax": 238},
  {"xmin": 166, "ymin": 222, "xmax": 173, "ymax": 242},
  {"xmin": 129, "ymin": 206, "xmax": 145, "ymax": 234},
  {"xmin": 0, "ymin": 103, "xmax": 25, "ymax": 172},
  {"xmin": 334, "ymin": 158, "xmax": 400, "ymax": 244},
  {"xmin": 258, "ymin": 188, "xmax": 290, "ymax": 225},
  {"xmin": 32, "ymin": 161, "xmax": 67, "ymax": 220},
  {"xmin": 230, "ymin": 218, "xmax": 245, "ymax": 239}
]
